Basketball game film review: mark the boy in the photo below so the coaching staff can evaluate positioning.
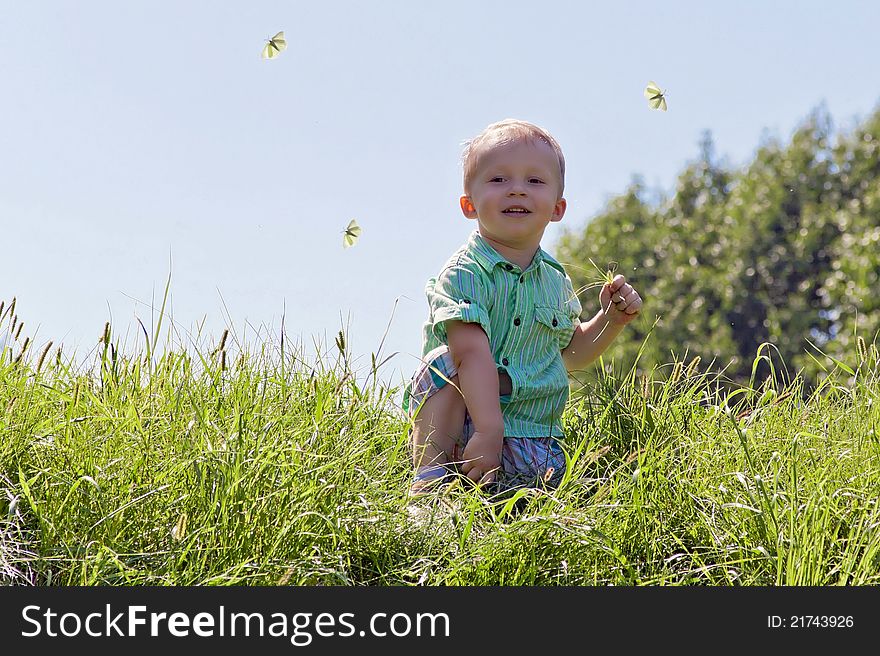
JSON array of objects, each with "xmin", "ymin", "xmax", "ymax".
[{"xmin": 404, "ymin": 119, "xmax": 642, "ymax": 494}]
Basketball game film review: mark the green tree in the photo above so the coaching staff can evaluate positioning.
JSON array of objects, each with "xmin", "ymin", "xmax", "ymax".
[
  {"xmin": 554, "ymin": 104, "xmax": 880, "ymax": 392},
  {"xmin": 812, "ymin": 109, "xmax": 880, "ymax": 380}
]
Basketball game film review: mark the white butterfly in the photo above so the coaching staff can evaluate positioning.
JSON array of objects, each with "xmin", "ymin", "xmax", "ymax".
[
  {"xmin": 261, "ymin": 31, "xmax": 287, "ymax": 60},
  {"xmin": 342, "ymin": 219, "xmax": 362, "ymax": 248},
  {"xmin": 644, "ymin": 81, "xmax": 667, "ymax": 111}
]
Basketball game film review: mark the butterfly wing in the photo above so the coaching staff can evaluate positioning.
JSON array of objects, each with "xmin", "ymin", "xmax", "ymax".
[
  {"xmin": 343, "ymin": 220, "xmax": 362, "ymax": 248},
  {"xmin": 644, "ymin": 81, "xmax": 662, "ymax": 99},
  {"xmin": 343, "ymin": 231, "xmax": 359, "ymax": 248},
  {"xmin": 644, "ymin": 81, "xmax": 667, "ymax": 110},
  {"xmin": 648, "ymin": 95, "xmax": 667, "ymax": 111},
  {"xmin": 271, "ymin": 31, "xmax": 287, "ymax": 52},
  {"xmin": 261, "ymin": 31, "xmax": 286, "ymax": 59}
]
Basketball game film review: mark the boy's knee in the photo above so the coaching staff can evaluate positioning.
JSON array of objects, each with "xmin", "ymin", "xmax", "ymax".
[
  {"xmin": 430, "ymin": 373, "xmax": 510, "ymax": 401},
  {"xmin": 411, "ymin": 376, "xmax": 465, "ymax": 426},
  {"xmin": 431, "ymin": 375, "xmax": 465, "ymax": 409}
]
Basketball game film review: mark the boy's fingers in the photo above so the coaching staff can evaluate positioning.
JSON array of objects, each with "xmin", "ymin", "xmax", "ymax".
[
  {"xmin": 601, "ymin": 282, "xmax": 618, "ymax": 303},
  {"xmin": 476, "ymin": 471, "xmax": 497, "ymax": 487},
  {"xmin": 625, "ymin": 298, "xmax": 643, "ymax": 314},
  {"xmin": 462, "ymin": 463, "xmax": 497, "ymax": 485},
  {"xmin": 611, "ymin": 286, "xmax": 634, "ymax": 304},
  {"xmin": 466, "ymin": 467, "xmax": 488, "ymax": 484}
]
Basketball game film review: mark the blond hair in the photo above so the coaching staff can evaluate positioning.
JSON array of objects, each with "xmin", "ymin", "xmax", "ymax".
[{"xmin": 461, "ymin": 119, "xmax": 566, "ymax": 195}]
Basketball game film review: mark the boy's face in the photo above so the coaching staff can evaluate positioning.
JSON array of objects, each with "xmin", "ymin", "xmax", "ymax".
[{"xmin": 460, "ymin": 138, "xmax": 566, "ymax": 250}]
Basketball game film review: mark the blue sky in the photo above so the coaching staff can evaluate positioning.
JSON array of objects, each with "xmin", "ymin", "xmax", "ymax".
[{"xmin": 3, "ymin": 1, "xmax": 879, "ymax": 389}]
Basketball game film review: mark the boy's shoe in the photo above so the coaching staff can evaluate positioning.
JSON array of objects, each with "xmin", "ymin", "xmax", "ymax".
[{"xmin": 408, "ymin": 465, "xmax": 451, "ymax": 497}]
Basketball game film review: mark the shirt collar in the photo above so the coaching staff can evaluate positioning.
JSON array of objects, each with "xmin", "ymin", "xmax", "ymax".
[{"xmin": 467, "ymin": 230, "xmax": 548, "ymax": 273}]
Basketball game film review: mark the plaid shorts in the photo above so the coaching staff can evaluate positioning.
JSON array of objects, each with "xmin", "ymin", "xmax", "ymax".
[{"xmin": 404, "ymin": 345, "xmax": 566, "ymax": 488}]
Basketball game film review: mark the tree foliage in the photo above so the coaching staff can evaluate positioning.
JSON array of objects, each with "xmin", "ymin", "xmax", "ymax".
[{"xmin": 556, "ymin": 105, "xmax": 880, "ymax": 390}]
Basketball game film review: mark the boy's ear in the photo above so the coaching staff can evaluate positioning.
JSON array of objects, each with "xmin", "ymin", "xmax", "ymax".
[
  {"xmin": 550, "ymin": 197, "xmax": 567, "ymax": 222},
  {"xmin": 460, "ymin": 195, "xmax": 478, "ymax": 219}
]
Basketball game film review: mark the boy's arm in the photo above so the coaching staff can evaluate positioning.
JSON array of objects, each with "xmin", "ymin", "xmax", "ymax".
[
  {"xmin": 561, "ymin": 311, "xmax": 626, "ymax": 371},
  {"xmin": 446, "ymin": 320, "xmax": 503, "ymax": 484},
  {"xmin": 562, "ymin": 275, "xmax": 642, "ymax": 372}
]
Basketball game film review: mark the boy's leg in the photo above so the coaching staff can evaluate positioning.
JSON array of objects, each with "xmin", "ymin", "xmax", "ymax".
[
  {"xmin": 410, "ymin": 374, "xmax": 465, "ymax": 487},
  {"xmin": 410, "ymin": 371, "xmax": 512, "ymax": 494},
  {"xmin": 406, "ymin": 343, "xmax": 513, "ymax": 494}
]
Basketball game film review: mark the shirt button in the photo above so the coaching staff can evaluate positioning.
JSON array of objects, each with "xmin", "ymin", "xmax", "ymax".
[
  {"xmin": 504, "ymin": 264, "xmax": 513, "ymax": 271},
  {"xmin": 502, "ymin": 357, "xmax": 509, "ymax": 366},
  {"xmin": 552, "ymin": 318, "xmax": 558, "ymax": 327},
  {"xmin": 513, "ymin": 317, "xmax": 521, "ymax": 326}
]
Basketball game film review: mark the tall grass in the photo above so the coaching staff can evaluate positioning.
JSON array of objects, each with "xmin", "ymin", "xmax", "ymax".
[{"xmin": 1, "ymin": 296, "xmax": 879, "ymax": 586}]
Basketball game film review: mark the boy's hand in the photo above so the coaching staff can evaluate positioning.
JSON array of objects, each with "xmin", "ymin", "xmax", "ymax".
[
  {"xmin": 460, "ymin": 431, "xmax": 502, "ymax": 485},
  {"xmin": 600, "ymin": 274, "xmax": 642, "ymax": 325}
]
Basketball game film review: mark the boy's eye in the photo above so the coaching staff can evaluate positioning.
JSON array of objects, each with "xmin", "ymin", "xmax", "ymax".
[
  {"xmin": 529, "ymin": 178, "xmax": 545, "ymax": 184},
  {"xmin": 489, "ymin": 177, "xmax": 504, "ymax": 182}
]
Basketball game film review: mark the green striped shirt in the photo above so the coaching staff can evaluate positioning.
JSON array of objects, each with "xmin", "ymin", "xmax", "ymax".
[{"xmin": 420, "ymin": 230, "xmax": 582, "ymax": 438}]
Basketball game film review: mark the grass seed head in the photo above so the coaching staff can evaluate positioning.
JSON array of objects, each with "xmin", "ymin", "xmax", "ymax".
[
  {"xmin": 640, "ymin": 374, "xmax": 653, "ymax": 398},
  {"xmin": 171, "ymin": 512, "xmax": 188, "ymax": 541},
  {"xmin": 605, "ymin": 260, "xmax": 618, "ymax": 284},
  {"xmin": 278, "ymin": 567, "xmax": 295, "ymax": 586},
  {"xmin": 685, "ymin": 355, "xmax": 702, "ymax": 378},
  {"xmin": 857, "ymin": 336, "xmax": 868, "ymax": 363},
  {"xmin": 14, "ymin": 337, "xmax": 30, "ymax": 364},
  {"xmin": 36, "ymin": 341, "xmax": 53, "ymax": 373}
]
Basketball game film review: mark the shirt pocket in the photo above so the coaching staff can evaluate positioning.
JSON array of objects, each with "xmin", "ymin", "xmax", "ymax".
[{"xmin": 534, "ymin": 306, "xmax": 576, "ymax": 350}]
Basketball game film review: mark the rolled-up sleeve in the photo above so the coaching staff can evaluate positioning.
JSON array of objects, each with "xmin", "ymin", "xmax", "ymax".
[{"xmin": 427, "ymin": 265, "xmax": 492, "ymax": 344}]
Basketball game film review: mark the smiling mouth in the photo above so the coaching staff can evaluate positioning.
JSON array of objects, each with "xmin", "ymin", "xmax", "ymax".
[{"xmin": 502, "ymin": 207, "xmax": 531, "ymax": 215}]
